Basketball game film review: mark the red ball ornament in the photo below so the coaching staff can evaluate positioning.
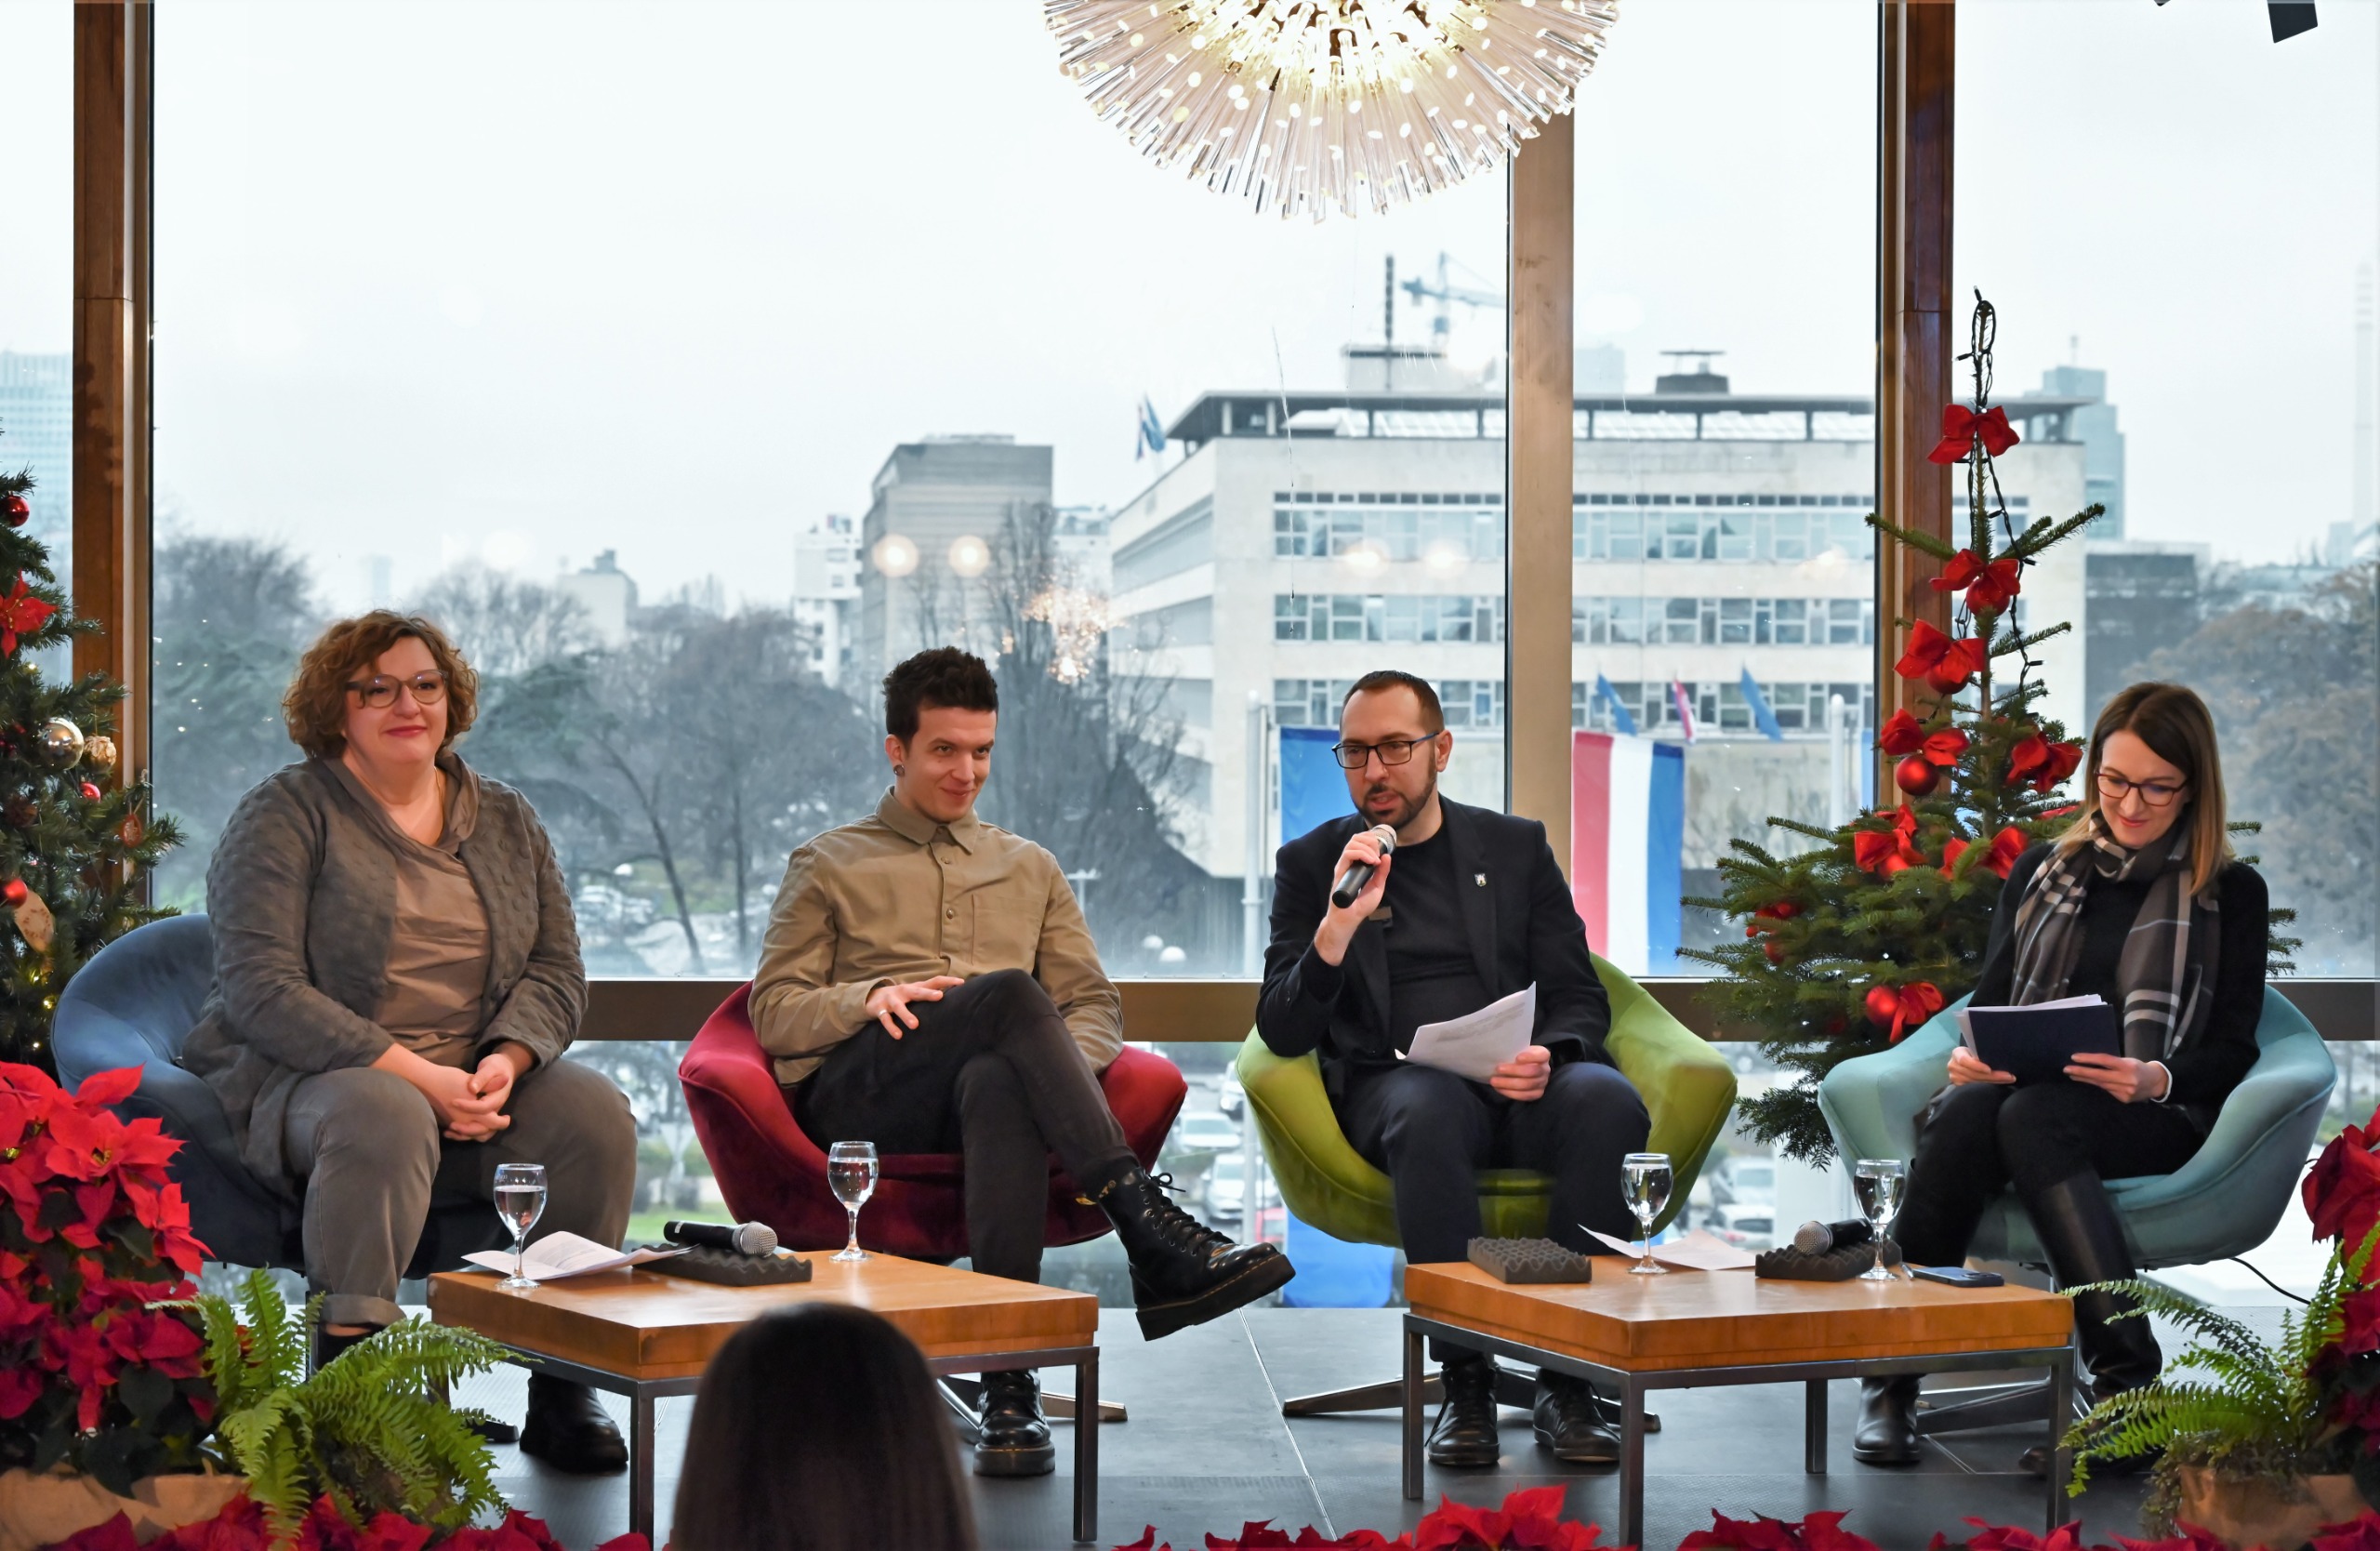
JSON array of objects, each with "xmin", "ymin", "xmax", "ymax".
[
  {"xmin": 1764, "ymin": 938, "xmax": 1785, "ymax": 965},
  {"xmin": 0, "ymin": 494, "xmax": 26, "ymax": 529},
  {"xmin": 78, "ymin": 782, "xmax": 101, "ymax": 802},
  {"xmin": 1864, "ymin": 985, "xmax": 1901, "ymax": 1028},
  {"xmin": 1893, "ymin": 754, "xmax": 1941, "ymax": 798},
  {"xmin": 3, "ymin": 880, "xmax": 26, "ymax": 907}
]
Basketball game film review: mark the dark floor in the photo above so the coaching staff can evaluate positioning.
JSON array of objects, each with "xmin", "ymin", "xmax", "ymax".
[{"xmin": 460, "ymin": 1306, "xmax": 2202, "ymax": 1551}]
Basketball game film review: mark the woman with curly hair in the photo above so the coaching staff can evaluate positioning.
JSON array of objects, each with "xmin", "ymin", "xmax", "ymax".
[{"xmin": 180, "ymin": 610, "xmax": 638, "ymax": 1473}]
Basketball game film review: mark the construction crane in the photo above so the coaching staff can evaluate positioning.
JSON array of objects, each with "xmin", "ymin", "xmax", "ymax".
[{"xmin": 1395, "ymin": 250, "xmax": 1503, "ymax": 351}]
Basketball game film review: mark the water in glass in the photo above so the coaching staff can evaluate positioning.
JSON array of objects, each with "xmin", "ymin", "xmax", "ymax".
[
  {"xmin": 492, "ymin": 1163, "xmax": 547, "ymax": 1291},
  {"xmin": 1852, "ymin": 1159, "xmax": 1907, "ymax": 1281},
  {"xmin": 1621, "ymin": 1151, "xmax": 1673, "ymax": 1275},
  {"xmin": 827, "ymin": 1142, "xmax": 878, "ymax": 1263}
]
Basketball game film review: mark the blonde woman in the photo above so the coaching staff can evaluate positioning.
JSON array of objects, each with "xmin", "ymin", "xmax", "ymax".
[{"xmin": 1853, "ymin": 682, "xmax": 2268, "ymax": 1475}]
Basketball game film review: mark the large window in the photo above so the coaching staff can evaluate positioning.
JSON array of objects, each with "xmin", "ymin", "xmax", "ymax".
[
  {"xmin": 150, "ymin": 2, "xmax": 1508, "ymax": 986},
  {"xmin": 0, "ymin": 4, "xmax": 73, "ymax": 609},
  {"xmin": 1569, "ymin": 0, "xmax": 1878, "ymax": 975}
]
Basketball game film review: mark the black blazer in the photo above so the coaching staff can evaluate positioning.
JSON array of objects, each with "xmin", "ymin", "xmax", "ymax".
[{"xmin": 1255, "ymin": 798, "xmax": 1613, "ymax": 1094}]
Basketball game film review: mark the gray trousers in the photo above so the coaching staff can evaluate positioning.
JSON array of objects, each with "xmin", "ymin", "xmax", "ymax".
[{"xmin": 284, "ymin": 1056, "xmax": 639, "ymax": 1330}]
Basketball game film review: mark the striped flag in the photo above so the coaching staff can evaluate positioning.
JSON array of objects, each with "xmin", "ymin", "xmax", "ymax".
[{"xmin": 1571, "ymin": 732, "xmax": 1687, "ymax": 974}]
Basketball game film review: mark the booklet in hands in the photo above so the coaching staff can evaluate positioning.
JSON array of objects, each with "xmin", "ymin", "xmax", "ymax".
[{"xmin": 1955, "ymin": 995, "xmax": 2123, "ymax": 1085}]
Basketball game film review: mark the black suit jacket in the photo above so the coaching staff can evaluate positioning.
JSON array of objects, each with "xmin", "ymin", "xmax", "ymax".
[{"xmin": 1255, "ymin": 798, "xmax": 1613, "ymax": 1094}]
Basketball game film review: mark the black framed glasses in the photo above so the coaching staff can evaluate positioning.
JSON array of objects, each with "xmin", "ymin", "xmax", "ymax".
[
  {"xmin": 346, "ymin": 671, "xmax": 448, "ymax": 709},
  {"xmin": 2096, "ymin": 770, "xmax": 2187, "ymax": 808},
  {"xmin": 1329, "ymin": 735, "xmax": 1438, "ymax": 771}
]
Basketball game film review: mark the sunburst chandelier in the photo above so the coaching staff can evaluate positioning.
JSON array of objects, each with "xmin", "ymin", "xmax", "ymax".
[{"xmin": 1044, "ymin": 0, "xmax": 1620, "ymax": 220}]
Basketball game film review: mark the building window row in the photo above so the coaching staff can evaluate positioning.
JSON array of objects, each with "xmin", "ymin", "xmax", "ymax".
[
  {"xmin": 1572, "ymin": 680, "xmax": 1878, "ymax": 736},
  {"xmin": 1275, "ymin": 677, "xmax": 1503, "ymax": 731},
  {"xmin": 1571, "ymin": 595, "xmax": 1874, "ymax": 647},
  {"xmin": 1274, "ymin": 501, "xmax": 1504, "ymax": 562},
  {"xmin": 1273, "ymin": 593, "xmax": 1505, "ymax": 644},
  {"xmin": 1574, "ymin": 508, "xmax": 1884, "ymax": 564}
]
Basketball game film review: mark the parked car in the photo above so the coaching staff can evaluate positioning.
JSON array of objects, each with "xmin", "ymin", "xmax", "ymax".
[
  {"xmin": 1709, "ymin": 1154, "xmax": 1777, "ymax": 1210},
  {"xmin": 1201, "ymin": 1150, "xmax": 1259, "ymax": 1219},
  {"xmin": 1712, "ymin": 1201, "xmax": 1775, "ymax": 1250},
  {"xmin": 1217, "ymin": 1068, "xmax": 1246, "ymax": 1119},
  {"xmin": 1171, "ymin": 1109, "xmax": 1240, "ymax": 1154}
]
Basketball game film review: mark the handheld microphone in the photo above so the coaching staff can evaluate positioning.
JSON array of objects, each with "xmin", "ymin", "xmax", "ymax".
[
  {"xmin": 1330, "ymin": 825, "xmax": 1400, "ymax": 909},
  {"xmin": 1792, "ymin": 1218, "xmax": 1874, "ymax": 1255},
  {"xmin": 663, "ymin": 1219, "xmax": 779, "ymax": 1257}
]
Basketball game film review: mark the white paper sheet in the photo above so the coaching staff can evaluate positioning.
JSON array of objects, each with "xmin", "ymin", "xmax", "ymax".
[
  {"xmin": 1397, "ymin": 984, "xmax": 1536, "ymax": 1083},
  {"xmin": 463, "ymin": 1231, "xmax": 685, "ymax": 1281},
  {"xmin": 1585, "ymin": 1227, "xmax": 1759, "ymax": 1271}
]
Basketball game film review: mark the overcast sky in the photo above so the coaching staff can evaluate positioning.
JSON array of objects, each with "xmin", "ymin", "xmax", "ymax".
[{"xmin": 0, "ymin": 0, "xmax": 2371, "ymax": 609}]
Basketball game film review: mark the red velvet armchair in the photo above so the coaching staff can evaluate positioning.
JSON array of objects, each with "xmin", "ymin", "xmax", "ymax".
[{"xmin": 679, "ymin": 985, "xmax": 1189, "ymax": 1257}]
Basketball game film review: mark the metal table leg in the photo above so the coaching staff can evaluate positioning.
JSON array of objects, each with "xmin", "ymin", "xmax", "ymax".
[
  {"xmin": 1402, "ymin": 1321, "xmax": 1425, "ymax": 1501},
  {"xmin": 1619, "ymin": 1374, "xmax": 1647, "ymax": 1551},
  {"xmin": 628, "ymin": 1385, "xmax": 657, "ymax": 1544},
  {"xmin": 2044, "ymin": 1349, "xmax": 2073, "ymax": 1531},
  {"xmin": 1072, "ymin": 1351, "xmax": 1100, "ymax": 1544},
  {"xmin": 1805, "ymin": 1378, "xmax": 1828, "ymax": 1474}
]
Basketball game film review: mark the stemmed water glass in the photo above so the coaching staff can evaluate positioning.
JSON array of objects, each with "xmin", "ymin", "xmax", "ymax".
[
  {"xmin": 827, "ymin": 1141, "xmax": 879, "ymax": 1264},
  {"xmin": 1621, "ymin": 1152, "xmax": 1673, "ymax": 1276},
  {"xmin": 1853, "ymin": 1158, "xmax": 1908, "ymax": 1282},
  {"xmin": 492, "ymin": 1163, "xmax": 547, "ymax": 1291}
]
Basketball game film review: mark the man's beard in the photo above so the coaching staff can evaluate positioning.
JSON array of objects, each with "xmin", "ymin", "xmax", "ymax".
[{"xmin": 1363, "ymin": 765, "xmax": 1438, "ymax": 833}]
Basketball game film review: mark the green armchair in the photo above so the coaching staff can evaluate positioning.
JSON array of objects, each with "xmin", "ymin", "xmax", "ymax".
[{"xmin": 1236, "ymin": 954, "xmax": 1738, "ymax": 1250}]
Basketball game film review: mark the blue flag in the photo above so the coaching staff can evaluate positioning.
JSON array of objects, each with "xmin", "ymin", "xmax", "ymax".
[
  {"xmin": 1135, "ymin": 395, "xmax": 1167, "ymax": 460},
  {"xmin": 1739, "ymin": 668, "xmax": 1784, "ymax": 742},
  {"xmin": 1593, "ymin": 673, "xmax": 1637, "ymax": 736}
]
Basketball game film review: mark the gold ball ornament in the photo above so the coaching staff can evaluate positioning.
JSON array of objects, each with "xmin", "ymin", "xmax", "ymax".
[
  {"xmin": 39, "ymin": 719, "xmax": 84, "ymax": 762},
  {"xmin": 85, "ymin": 735, "xmax": 116, "ymax": 771}
]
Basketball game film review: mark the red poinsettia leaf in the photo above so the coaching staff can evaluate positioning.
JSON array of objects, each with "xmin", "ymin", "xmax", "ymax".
[
  {"xmin": 44, "ymin": 1513, "xmax": 144, "ymax": 1551},
  {"xmin": 73, "ymin": 1066, "xmax": 143, "ymax": 1111},
  {"xmin": 1797, "ymin": 1510, "xmax": 1884, "ymax": 1551},
  {"xmin": 2307, "ymin": 1513, "xmax": 2380, "ymax": 1551},
  {"xmin": 2307, "ymin": 1121, "xmax": 2380, "ymax": 1245},
  {"xmin": 1113, "ymin": 1533, "xmax": 1165, "ymax": 1551}
]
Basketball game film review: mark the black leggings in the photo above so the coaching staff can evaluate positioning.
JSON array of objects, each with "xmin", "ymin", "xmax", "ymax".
[{"xmin": 792, "ymin": 969, "xmax": 1138, "ymax": 1285}]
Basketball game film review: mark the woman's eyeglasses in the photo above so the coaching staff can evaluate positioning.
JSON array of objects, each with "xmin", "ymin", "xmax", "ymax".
[
  {"xmin": 346, "ymin": 671, "xmax": 448, "ymax": 709},
  {"xmin": 1329, "ymin": 735, "xmax": 1438, "ymax": 771},
  {"xmin": 2095, "ymin": 770, "xmax": 2187, "ymax": 808}
]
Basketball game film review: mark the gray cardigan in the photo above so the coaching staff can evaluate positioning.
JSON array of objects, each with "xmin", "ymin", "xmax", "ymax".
[{"xmin": 179, "ymin": 754, "xmax": 587, "ymax": 1189}]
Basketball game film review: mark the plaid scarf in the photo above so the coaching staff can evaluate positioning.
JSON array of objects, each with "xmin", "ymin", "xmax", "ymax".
[{"xmin": 2005, "ymin": 814, "xmax": 2217, "ymax": 1061}]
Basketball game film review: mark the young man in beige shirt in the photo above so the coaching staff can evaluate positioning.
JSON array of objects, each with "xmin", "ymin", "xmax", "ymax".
[{"xmin": 751, "ymin": 647, "xmax": 1290, "ymax": 1478}]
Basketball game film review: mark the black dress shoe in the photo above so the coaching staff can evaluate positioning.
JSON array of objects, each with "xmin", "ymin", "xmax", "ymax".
[
  {"xmin": 1094, "ymin": 1168, "xmax": 1294, "ymax": 1340},
  {"xmin": 1852, "ymin": 1375, "xmax": 1921, "ymax": 1466},
  {"xmin": 519, "ymin": 1374, "xmax": 628, "ymax": 1475},
  {"xmin": 1531, "ymin": 1371, "xmax": 1620, "ymax": 1464},
  {"xmin": 1426, "ymin": 1356, "xmax": 1501, "ymax": 1468},
  {"xmin": 973, "ymin": 1370, "xmax": 1057, "ymax": 1478}
]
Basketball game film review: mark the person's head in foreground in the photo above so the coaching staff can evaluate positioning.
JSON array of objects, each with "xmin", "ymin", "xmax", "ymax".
[
  {"xmin": 882, "ymin": 646, "xmax": 999, "ymax": 828},
  {"xmin": 284, "ymin": 609, "xmax": 480, "ymax": 778},
  {"xmin": 2058, "ymin": 679, "xmax": 2230, "ymax": 897},
  {"xmin": 671, "ymin": 1303, "xmax": 977, "ymax": 1551},
  {"xmin": 1334, "ymin": 669, "xmax": 1452, "ymax": 837}
]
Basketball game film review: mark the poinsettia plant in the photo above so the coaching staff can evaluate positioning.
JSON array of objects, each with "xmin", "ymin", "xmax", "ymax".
[
  {"xmin": 1117, "ymin": 1486, "xmax": 1618, "ymax": 1550},
  {"xmin": 42, "ymin": 1495, "xmax": 649, "ymax": 1551},
  {"xmin": 0, "ymin": 1059, "xmax": 215, "ymax": 1495}
]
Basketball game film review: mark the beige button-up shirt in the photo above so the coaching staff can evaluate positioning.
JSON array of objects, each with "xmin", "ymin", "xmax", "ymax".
[{"xmin": 750, "ymin": 789, "xmax": 1123, "ymax": 1086}]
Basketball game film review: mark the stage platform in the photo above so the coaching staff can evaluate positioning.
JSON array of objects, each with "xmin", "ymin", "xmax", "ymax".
[{"xmin": 452, "ymin": 1303, "xmax": 2228, "ymax": 1550}]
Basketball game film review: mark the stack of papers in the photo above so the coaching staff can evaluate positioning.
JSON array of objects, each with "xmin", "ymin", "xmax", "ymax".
[
  {"xmin": 1584, "ymin": 1228, "xmax": 1759, "ymax": 1271},
  {"xmin": 1399, "ymin": 985, "xmax": 1536, "ymax": 1083},
  {"xmin": 463, "ymin": 1231, "xmax": 685, "ymax": 1281}
]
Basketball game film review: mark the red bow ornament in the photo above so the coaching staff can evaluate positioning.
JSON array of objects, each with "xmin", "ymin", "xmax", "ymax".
[
  {"xmin": 1853, "ymin": 805, "xmax": 1924, "ymax": 876},
  {"xmin": 1864, "ymin": 981, "xmax": 1946, "ymax": 1042},
  {"xmin": 1925, "ymin": 404, "xmax": 2021, "ymax": 465},
  {"xmin": 1941, "ymin": 825, "xmax": 2028, "ymax": 881},
  {"xmin": 1878, "ymin": 709, "xmax": 1924, "ymax": 757},
  {"xmin": 0, "ymin": 580, "xmax": 56, "ymax": 657},
  {"xmin": 1893, "ymin": 621, "xmax": 1990, "ymax": 695},
  {"xmin": 1930, "ymin": 550, "xmax": 2023, "ymax": 615},
  {"xmin": 2006, "ymin": 734, "xmax": 2083, "ymax": 794}
]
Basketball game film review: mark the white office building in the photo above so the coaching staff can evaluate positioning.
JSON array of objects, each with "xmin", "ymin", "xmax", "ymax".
[{"xmin": 793, "ymin": 513, "xmax": 862, "ymax": 688}]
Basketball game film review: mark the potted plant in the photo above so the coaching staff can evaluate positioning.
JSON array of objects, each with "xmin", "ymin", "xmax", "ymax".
[
  {"xmin": 2064, "ymin": 1112, "xmax": 2380, "ymax": 1546},
  {"xmin": 0, "ymin": 1062, "xmax": 238, "ymax": 1551}
]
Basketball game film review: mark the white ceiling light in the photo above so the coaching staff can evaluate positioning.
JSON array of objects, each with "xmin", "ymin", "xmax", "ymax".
[{"xmin": 1044, "ymin": 0, "xmax": 1620, "ymax": 221}]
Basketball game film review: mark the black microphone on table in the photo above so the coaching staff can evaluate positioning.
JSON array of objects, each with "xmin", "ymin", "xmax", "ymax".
[
  {"xmin": 1330, "ymin": 824, "xmax": 1401, "ymax": 908},
  {"xmin": 1792, "ymin": 1218, "xmax": 1874, "ymax": 1255},
  {"xmin": 663, "ymin": 1219, "xmax": 779, "ymax": 1257}
]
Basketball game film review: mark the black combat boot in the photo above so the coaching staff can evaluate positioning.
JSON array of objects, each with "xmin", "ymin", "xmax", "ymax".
[
  {"xmin": 973, "ymin": 1369, "xmax": 1056, "ymax": 1478},
  {"xmin": 1094, "ymin": 1167, "xmax": 1294, "ymax": 1339}
]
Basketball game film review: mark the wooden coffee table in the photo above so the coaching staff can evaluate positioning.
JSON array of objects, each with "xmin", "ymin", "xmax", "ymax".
[
  {"xmin": 429, "ymin": 1253, "xmax": 1103, "ymax": 1544},
  {"xmin": 1401, "ymin": 1263, "xmax": 2077, "ymax": 1545}
]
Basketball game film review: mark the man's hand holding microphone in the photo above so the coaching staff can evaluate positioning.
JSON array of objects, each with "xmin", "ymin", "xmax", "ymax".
[{"xmin": 1310, "ymin": 824, "xmax": 1552, "ymax": 1103}]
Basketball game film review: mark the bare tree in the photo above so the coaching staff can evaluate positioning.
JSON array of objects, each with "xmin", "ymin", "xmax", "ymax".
[{"xmin": 409, "ymin": 567, "xmax": 594, "ymax": 677}]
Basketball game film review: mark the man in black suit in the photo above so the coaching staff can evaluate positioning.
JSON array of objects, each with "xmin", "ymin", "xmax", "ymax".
[{"xmin": 1257, "ymin": 670, "xmax": 1649, "ymax": 1468}]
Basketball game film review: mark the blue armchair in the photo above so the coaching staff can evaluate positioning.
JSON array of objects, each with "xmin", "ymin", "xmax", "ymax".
[
  {"xmin": 51, "ymin": 915, "xmax": 499, "ymax": 1277},
  {"xmin": 1818, "ymin": 986, "xmax": 2335, "ymax": 1431}
]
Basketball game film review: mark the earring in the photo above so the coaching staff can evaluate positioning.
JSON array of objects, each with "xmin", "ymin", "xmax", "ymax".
[{"xmin": 893, "ymin": 764, "xmax": 906, "ymax": 777}]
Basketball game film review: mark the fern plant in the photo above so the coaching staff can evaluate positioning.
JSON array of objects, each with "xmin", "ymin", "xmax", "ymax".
[
  {"xmin": 194, "ymin": 1267, "xmax": 513, "ymax": 1544},
  {"xmin": 2063, "ymin": 1228, "xmax": 2379, "ymax": 1527}
]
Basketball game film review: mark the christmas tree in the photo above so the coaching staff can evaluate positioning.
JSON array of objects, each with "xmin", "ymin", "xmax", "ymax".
[
  {"xmin": 0, "ymin": 433, "xmax": 178, "ymax": 1074},
  {"xmin": 1683, "ymin": 294, "xmax": 2291, "ymax": 1162}
]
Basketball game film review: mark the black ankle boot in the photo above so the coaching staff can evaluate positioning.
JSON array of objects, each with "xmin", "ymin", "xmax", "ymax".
[
  {"xmin": 1428, "ymin": 1355, "xmax": 1501, "ymax": 1468},
  {"xmin": 2016, "ymin": 1174, "xmax": 2162, "ymax": 1479},
  {"xmin": 973, "ymin": 1370, "xmax": 1056, "ymax": 1478},
  {"xmin": 1853, "ymin": 1375, "xmax": 1921, "ymax": 1465},
  {"xmin": 1094, "ymin": 1167, "xmax": 1293, "ymax": 1339},
  {"xmin": 520, "ymin": 1374, "xmax": 628, "ymax": 1475},
  {"xmin": 311, "ymin": 1324, "xmax": 372, "ymax": 1374}
]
